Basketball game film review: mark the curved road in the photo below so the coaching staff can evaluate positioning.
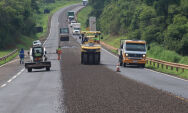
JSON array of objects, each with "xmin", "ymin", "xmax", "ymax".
[{"xmin": 0, "ymin": 3, "xmax": 187, "ymax": 113}]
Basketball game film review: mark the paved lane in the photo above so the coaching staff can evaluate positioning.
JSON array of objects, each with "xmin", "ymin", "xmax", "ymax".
[
  {"xmin": 101, "ymin": 49, "xmax": 188, "ymax": 99},
  {"xmin": 58, "ymin": 5, "xmax": 188, "ymax": 113},
  {"xmin": 0, "ymin": 4, "xmax": 81, "ymax": 113}
]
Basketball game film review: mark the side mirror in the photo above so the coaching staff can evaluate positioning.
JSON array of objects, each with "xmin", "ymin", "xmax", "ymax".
[
  {"xmin": 45, "ymin": 51, "xmax": 47, "ymax": 54},
  {"xmin": 120, "ymin": 44, "xmax": 123, "ymax": 49},
  {"xmin": 147, "ymin": 45, "xmax": 150, "ymax": 50}
]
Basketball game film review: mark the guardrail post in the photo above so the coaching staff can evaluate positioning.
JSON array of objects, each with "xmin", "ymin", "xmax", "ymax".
[
  {"xmin": 157, "ymin": 63, "xmax": 159, "ymax": 68},
  {"xmin": 166, "ymin": 65, "xmax": 168, "ymax": 69},
  {"xmin": 153, "ymin": 62, "xmax": 155, "ymax": 67},
  {"xmin": 182, "ymin": 68, "xmax": 184, "ymax": 72},
  {"xmin": 161, "ymin": 64, "xmax": 164, "ymax": 69},
  {"xmin": 176, "ymin": 67, "xmax": 178, "ymax": 72},
  {"xmin": 171, "ymin": 66, "xmax": 173, "ymax": 70},
  {"xmin": 150, "ymin": 61, "xmax": 151, "ymax": 65}
]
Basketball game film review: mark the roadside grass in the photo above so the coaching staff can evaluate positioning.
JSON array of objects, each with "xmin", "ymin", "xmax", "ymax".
[
  {"xmin": 0, "ymin": 52, "xmax": 18, "ymax": 66},
  {"xmin": 146, "ymin": 63, "xmax": 188, "ymax": 79},
  {"xmin": 77, "ymin": 6, "xmax": 92, "ymax": 30},
  {"xmin": 0, "ymin": 51, "xmax": 14, "ymax": 58},
  {"xmin": 147, "ymin": 43, "xmax": 188, "ymax": 65}
]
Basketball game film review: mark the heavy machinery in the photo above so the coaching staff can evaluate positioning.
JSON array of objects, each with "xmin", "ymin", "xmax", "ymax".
[
  {"xmin": 25, "ymin": 43, "xmax": 51, "ymax": 72},
  {"xmin": 59, "ymin": 27, "xmax": 69, "ymax": 41},
  {"xmin": 80, "ymin": 31, "xmax": 103, "ymax": 64},
  {"xmin": 118, "ymin": 40, "xmax": 147, "ymax": 67}
]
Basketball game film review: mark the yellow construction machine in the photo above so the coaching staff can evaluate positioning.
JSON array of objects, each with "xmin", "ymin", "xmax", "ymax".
[{"xmin": 80, "ymin": 31, "xmax": 103, "ymax": 64}]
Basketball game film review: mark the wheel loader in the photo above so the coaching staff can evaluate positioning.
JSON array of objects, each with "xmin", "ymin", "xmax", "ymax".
[
  {"xmin": 80, "ymin": 31, "xmax": 103, "ymax": 64},
  {"xmin": 25, "ymin": 44, "xmax": 51, "ymax": 72}
]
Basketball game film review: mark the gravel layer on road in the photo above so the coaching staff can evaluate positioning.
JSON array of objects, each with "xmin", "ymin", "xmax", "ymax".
[{"xmin": 60, "ymin": 37, "xmax": 188, "ymax": 113}]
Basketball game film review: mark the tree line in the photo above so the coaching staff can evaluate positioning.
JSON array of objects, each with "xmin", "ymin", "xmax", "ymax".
[
  {"xmin": 0, "ymin": 0, "xmax": 42, "ymax": 49},
  {"xmin": 89, "ymin": 0, "xmax": 188, "ymax": 55}
]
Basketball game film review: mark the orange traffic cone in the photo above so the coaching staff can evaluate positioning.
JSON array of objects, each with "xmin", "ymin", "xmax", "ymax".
[{"xmin": 116, "ymin": 63, "xmax": 120, "ymax": 72}]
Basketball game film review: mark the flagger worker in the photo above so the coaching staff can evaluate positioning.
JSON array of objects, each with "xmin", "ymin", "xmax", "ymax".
[{"xmin": 56, "ymin": 46, "xmax": 62, "ymax": 60}]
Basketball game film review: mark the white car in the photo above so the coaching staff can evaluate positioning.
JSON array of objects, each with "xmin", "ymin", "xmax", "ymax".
[{"xmin": 33, "ymin": 40, "xmax": 42, "ymax": 47}]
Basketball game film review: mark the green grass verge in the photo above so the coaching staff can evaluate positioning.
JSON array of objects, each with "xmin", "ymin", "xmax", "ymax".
[
  {"xmin": 146, "ymin": 62, "xmax": 188, "ymax": 79},
  {"xmin": 0, "ymin": 50, "xmax": 14, "ymax": 57},
  {"xmin": 77, "ymin": 6, "xmax": 92, "ymax": 30},
  {"xmin": 0, "ymin": 52, "xmax": 18, "ymax": 66}
]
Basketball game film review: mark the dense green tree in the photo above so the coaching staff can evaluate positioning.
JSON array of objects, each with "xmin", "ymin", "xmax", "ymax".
[{"xmin": 89, "ymin": 0, "xmax": 188, "ymax": 55}]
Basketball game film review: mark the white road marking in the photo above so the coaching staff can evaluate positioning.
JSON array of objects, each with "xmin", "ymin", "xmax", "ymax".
[
  {"xmin": 144, "ymin": 68, "xmax": 188, "ymax": 82},
  {"xmin": 1, "ymin": 84, "xmax": 7, "ymax": 88},
  {"xmin": 0, "ymin": 68, "xmax": 25, "ymax": 88},
  {"xmin": 101, "ymin": 47, "xmax": 188, "ymax": 82}
]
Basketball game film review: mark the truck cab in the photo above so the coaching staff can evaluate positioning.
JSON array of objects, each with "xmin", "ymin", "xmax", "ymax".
[
  {"xmin": 82, "ymin": 0, "xmax": 88, "ymax": 6},
  {"xmin": 119, "ymin": 40, "xmax": 147, "ymax": 67},
  {"xmin": 67, "ymin": 11, "xmax": 75, "ymax": 24},
  {"xmin": 59, "ymin": 27, "xmax": 69, "ymax": 41}
]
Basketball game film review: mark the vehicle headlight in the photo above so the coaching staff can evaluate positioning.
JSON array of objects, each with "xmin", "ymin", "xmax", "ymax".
[
  {"xmin": 143, "ymin": 54, "xmax": 146, "ymax": 57},
  {"xmin": 126, "ymin": 54, "xmax": 128, "ymax": 57}
]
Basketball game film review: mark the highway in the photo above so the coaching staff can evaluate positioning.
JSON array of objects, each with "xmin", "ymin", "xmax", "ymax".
[{"xmin": 0, "ymin": 3, "xmax": 187, "ymax": 113}]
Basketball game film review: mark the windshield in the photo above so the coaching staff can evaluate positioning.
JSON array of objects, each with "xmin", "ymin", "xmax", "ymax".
[
  {"xmin": 60, "ymin": 28, "xmax": 68, "ymax": 33},
  {"xmin": 33, "ymin": 48, "xmax": 43, "ymax": 53},
  {"xmin": 126, "ymin": 43, "xmax": 146, "ymax": 51},
  {"xmin": 74, "ymin": 28, "xmax": 80, "ymax": 30}
]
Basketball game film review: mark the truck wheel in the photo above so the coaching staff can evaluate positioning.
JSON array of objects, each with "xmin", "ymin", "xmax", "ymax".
[
  {"xmin": 88, "ymin": 54, "xmax": 94, "ymax": 64},
  {"xmin": 119, "ymin": 56, "xmax": 123, "ymax": 66},
  {"xmin": 123, "ymin": 63, "xmax": 126, "ymax": 67},
  {"xmin": 140, "ymin": 64, "xmax": 145, "ymax": 68},
  {"xmin": 46, "ymin": 67, "xmax": 50, "ymax": 71},
  {"xmin": 120, "ymin": 62, "xmax": 123, "ymax": 66},
  {"xmin": 28, "ymin": 68, "xmax": 32, "ymax": 72},
  {"xmin": 83, "ymin": 53, "xmax": 87, "ymax": 64}
]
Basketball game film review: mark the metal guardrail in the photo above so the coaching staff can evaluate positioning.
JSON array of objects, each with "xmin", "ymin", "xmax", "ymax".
[
  {"xmin": 146, "ymin": 58, "xmax": 188, "ymax": 72},
  {"xmin": 100, "ymin": 41, "xmax": 188, "ymax": 72},
  {"xmin": 0, "ymin": 49, "xmax": 18, "ymax": 63}
]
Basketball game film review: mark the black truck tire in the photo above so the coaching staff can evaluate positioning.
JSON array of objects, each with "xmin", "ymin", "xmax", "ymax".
[
  {"xmin": 123, "ymin": 63, "xmax": 127, "ymax": 67},
  {"xmin": 46, "ymin": 67, "xmax": 50, "ymax": 71},
  {"xmin": 28, "ymin": 68, "xmax": 32, "ymax": 72}
]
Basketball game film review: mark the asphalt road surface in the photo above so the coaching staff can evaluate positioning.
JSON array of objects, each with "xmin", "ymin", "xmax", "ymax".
[
  {"xmin": 0, "ymin": 3, "xmax": 187, "ymax": 113},
  {"xmin": 0, "ymin": 4, "xmax": 82, "ymax": 113},
  {"xmin": 60, "ymin": 4, "xmax": 188, "ymax": 113}
]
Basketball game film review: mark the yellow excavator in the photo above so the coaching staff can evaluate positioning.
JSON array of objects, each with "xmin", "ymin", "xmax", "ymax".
[{"xmin": 80, "ymin": 31, "xmax": 103, "ymax": 64}]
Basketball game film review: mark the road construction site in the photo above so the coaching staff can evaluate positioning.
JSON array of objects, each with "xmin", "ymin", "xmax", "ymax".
[{"xmin": 0, "ymin": 3, "xmax": 187, "ymax": 113}]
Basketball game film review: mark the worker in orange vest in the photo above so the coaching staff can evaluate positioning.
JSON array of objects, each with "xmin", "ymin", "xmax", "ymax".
[{"xmin": 56, "ymin": 46, "xmax": 62, "ymax": 60}]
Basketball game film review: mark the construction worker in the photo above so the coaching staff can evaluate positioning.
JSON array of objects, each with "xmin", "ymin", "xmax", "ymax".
[
  {"xmin": 19, "ymin": 48, "xmax": 25, "ymax": 64},
  {"xmin": 56, "ymin": 46, "xmax": 62, "ymax": 60}
]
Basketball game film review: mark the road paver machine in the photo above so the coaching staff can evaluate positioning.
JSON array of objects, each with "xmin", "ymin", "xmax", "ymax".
[{"xmin": 80, "ymin": 31, "xmax": 103, "ymax": 64}]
